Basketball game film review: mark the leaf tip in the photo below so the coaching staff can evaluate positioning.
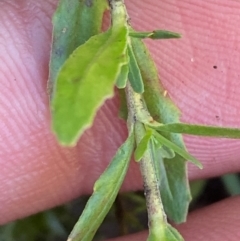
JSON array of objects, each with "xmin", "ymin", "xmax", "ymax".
[
  {"xmin": 191, "ymin": 160, "xmax": 203, "ymax": 169},
  {"xmin": 198, "ymin": 163, "xmax": 204, "ymax": 169},
  {"xmin": 51, "ymin": 123, "xmax": 80, "ymax": 147},
  {"xmin": 54, "ymin": 136, "xmax": 78, "ymax": 147},
  {"xmin": 134, "ymin": 153, "xmax": 142, "ymax": 162}
]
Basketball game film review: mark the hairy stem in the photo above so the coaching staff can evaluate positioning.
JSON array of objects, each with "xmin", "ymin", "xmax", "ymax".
[
  {"xmin": 125, "ymin": 83, "xmax": 167, "ymax": 236},
  {"xmin": 109, "ymin": 0, "xmax": 129, "ymax": 27}
]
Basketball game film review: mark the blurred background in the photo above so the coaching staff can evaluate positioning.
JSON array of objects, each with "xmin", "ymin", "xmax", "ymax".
[{"xmin": 0, "ymin": 173, "xmax": 240, "ymax": 241}]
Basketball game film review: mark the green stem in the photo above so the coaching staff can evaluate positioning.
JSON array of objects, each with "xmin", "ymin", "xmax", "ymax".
[
  {"xmin": 136, "ymin": 122, "xmax": 167, "ymax": 228},
  {"xmin": 125, "ymin": 83, "xmax": 167, "ymax": 237},
  {"xmin": 109, "ymin": 0, "xmax": 129, "ymax": 27}
]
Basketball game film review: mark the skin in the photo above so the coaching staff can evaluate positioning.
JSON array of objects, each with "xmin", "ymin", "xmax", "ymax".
[{"xmin": 0, "ymin": 0, "xmax": 240, "ymax": 240}]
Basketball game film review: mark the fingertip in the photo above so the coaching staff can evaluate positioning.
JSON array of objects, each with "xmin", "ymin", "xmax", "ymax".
[
  {"xmin": 178, "ymin": 196, "xmax": 240, "ymax": 241},
  {"xmin": 107, "ymin": 197, "xmax": 240, "ymax": 241}
]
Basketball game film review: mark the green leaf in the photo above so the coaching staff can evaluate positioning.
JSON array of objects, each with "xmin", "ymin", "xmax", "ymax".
[
  {"xmin": 129, "ymin": 30, "xmax": 181, "ymax": 40},
  {"xmin": 67, "ymin": 132, "xmax": 135, "ymax": 241},
  {"xmin": 148, "ymin": 223, "xmax": 184, "ymax": 241},
  {"xmin": 164, "ymin": 225, "xmax": 184, "ymax": 241},
  {"xmin": 117, "ymin": 89, "xmax": 128, "ymax": 120},
  {"xmin": 128, "ymin": 43, "xmax": 144, "ymax": 93},
  {"xmin": 48, "ymin": 0, "xmax": 108, "ymax": 97},
  {"xmin": 152, "ymin": 136, "xmax": 175, "ymax": 159},
  {"xmin": 158, "ymin": 145, "xmax": 175, "ymax": 159},
  {"xmin": 134, "ymin": 129, "xmax": 153, "ymax": 161},
  {"xmin": 151, "ymin": 123, "xmax": 240, "ymax": 139},
  {"xmin": 153, "ymin": 131, "xmax": 202, "ymax": 168},
  {"xmin": 51, "ymin": 25, "xmax": 128, "ymax": 145},
  {"xmin": 115, "ymin": 60, "xmax": 129, "ymax": 89},
  {"xmin": 151, "ymin": 141, "xmax": 173, "ymax": 200},
  {"xmin": 131, "ymin": 36, "xmax": 191, "ymax": 223}
]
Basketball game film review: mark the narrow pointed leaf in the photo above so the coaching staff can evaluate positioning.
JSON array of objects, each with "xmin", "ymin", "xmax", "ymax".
[
  {"xmin": 51, "ymin": 26, "xmax": 128, "ymax": 146},
  {"xmin": 134, "ymin": 129, "xmax": 153, "ymax": 161},
  {"xmin": 152, "ymin": 123, "xmax": 240, "ymax": 139},
  {"xmin": 118, "ymin": 89, "xmax": 128, "ymax": 120},
  {"xmin": 128, "ymin": 44, "xmax": 144, "ymax": 93},
  {"xmin": 48, "ymin": 0, "xmax": 108, "ymax": 97},
  {"xmin": 67, "ymin": 132, "xmax": 134, "ymax": 241},
  {"xmin": 151, "ymin": 142, "xmax": 173, "ymax": 200},
  {"xmin": 153, "ymin": 131, "xmax": 202, "ymax": 168},
  {"xmin": 150, "ymin": 30, "xmax": 181, "ymax": 39},
  {"xmin": 131, "ymin": 36, "xmax": 191, "ymax": 223},
  {"xmin": 115, "ymin": 61, "xmax": 129, "ymax": 89},
  {"xmin": 130, "ymin": 30, "xmax": 181, "ymax": 40}
]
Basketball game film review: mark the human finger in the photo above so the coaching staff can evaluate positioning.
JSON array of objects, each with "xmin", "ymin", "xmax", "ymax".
[
  {"xmin": 1, "ymin": 0, "xmax": 240, "ymax": 224},
  {"xmin": 107, "ymin": 196, "xmax": 240, "ymax": 241}
]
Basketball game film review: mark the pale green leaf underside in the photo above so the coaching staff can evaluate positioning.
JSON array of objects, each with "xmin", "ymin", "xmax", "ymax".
[
  {"xmin": 51, "ymin": 26, "xmax": 128, "ymax": 145},
  {"xmin": 164, "ymin": 225, "xmax": 184, "ymax": 241},
  {"xmin": 153, "ymin": 131, "xmax": 202, "ymax": 168},
  {"xmin": 129, "ymin": 30, "xmax": 181, "ymax": 40},
  {"xmin": 67, "ymin": 132, "xmax": 135, "ymax": 241},
  {"xmin": 152, "ymin": 123, "xmax": 240, "ymax": 139},
  {"xmin": 48, "ymin": 0, "xmax": 108, "ymax": 97}
]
